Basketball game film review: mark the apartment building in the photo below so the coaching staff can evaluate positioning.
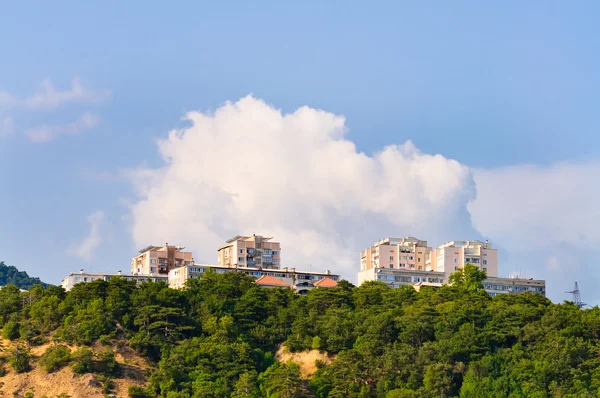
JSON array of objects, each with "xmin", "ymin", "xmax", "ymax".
[
  {"xmin": 483, "ymin": 277, "xmax": 546, "ymax": 297},
  {"xmin": 427, "ymin": 240, "xmax": 498, "ymax": 278},
  {"xmin": 218, "ymin": 235, "xmax": 281, "ymax": 269},
  {"xmin": 167, "ymin": 263, "xmax": 339, "ymax": 294},
  {"xmin": 357, "ymin": 266, "xmax": 546, "ymax": 297},
  {"xmin": 61, "ymin": 270, "xmax": 168, "ymax": 291},
  {"xmin": 361, "ymin": 237, "xmax": 431, "ymax": 271},
  {"xmin": 131, "ymin": 244, "xmax": 194, "ymax": 275}
]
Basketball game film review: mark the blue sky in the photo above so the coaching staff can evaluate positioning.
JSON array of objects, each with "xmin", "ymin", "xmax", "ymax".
[{"xmin": 1, "ymin": 2, "xmax": 599, "ymax": 304}]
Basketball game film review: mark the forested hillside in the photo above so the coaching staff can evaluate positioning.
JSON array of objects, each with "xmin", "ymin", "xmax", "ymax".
[
  {"xmin": 0, "ymin": 261, "xmax": 49, "ymax": 290},
  {"xmin": 0, "ymin": 265, "xmax": 598, "ymax": 397}
]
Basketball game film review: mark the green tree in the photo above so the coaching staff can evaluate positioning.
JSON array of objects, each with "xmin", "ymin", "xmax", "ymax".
[
  {"xmin": 71, "ymin": 347, "xmax": 94, "ymax": 374},
  {"xmin": 259, "ymin": 361, "xmax": 307, "ymax": 398},
  {"xmin": 39, "ymin": 344, "xmax": 71, "ymax": 372},
  {"xmin": 9, "ymin": 345, "xmax": 31, "ymax": 373},
  {"xmin": 231, "ymin": 371, "xmax": 260, "ymax": 398},
  {"xmin": 2, "ymin": 320, "xmax": 20, "ymax": 340},
  {"xmin": 449, "ymin": 263, "xmax": 487, "ymax": 291}
]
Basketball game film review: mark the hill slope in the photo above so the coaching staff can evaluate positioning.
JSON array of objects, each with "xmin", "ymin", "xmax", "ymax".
[{"xmin": 0, "ymin": 262, "xmax": 49, "ymax": 290}]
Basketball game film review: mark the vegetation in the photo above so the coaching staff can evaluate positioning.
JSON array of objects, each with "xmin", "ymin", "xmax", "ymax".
[
  {"xmin": 38, "ymin": 344, "xmax": 71, "ymax": 373},
  {"xmin": 0, "ymin": 261, "xmax": 49, "ymax": 290},
  {"xmin": 0, "ymin": 263, "xmax": 598, "ymax": 397}
]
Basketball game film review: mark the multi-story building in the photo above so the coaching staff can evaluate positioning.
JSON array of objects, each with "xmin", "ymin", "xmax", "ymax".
[
  {"xmin": 131, "ymin": 244, "xmax": 194, "ymax": 275},
  {"xmin": 218, "ymin": 235, "xmax": 281, "ymax": 269},
  {"xmin": 357, "ymin": 266, "xmax": 546, "ymax": 297},
  {"xmin": 483, "ymin": 277, "xmax": 546, "ymax": 297},
  {"xmin": 427, "ymin": 240, "xmax": 498, "ymax": 278},
  {"xmin": 61, "ymin": 269, "xmax": 168, "ymax": 291},
  {"xmin": 168, "ymin": 263, "xmax": 339, "ymax": 294},
  {"xmin": 361, "ymin": 237, "xmax": 431, "ymax": 271}
]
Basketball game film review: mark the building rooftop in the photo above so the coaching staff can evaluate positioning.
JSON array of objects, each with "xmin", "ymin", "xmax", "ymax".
[
  {"xmin": 314, "ymin": 277, "xmax": 338, "ymax": 288},
  {"xmin": 137, "ymin": 244, "xmax": 185, "ymax": 254},
  {"xmin": 171, "ymin": 263, "xmax": 338, "ymax": 277},
  {"xmin": 255, "ymin": 275, "xmax": 290, "ymax": 287}
]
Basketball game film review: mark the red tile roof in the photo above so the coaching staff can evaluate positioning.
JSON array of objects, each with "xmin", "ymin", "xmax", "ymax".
[
  {"xmin": 255, "ymin": 275, "xmax": 290, "ymax": 287},
  {"xmin": 314, "ymin": 277, "xmax": 338, "ymax": 288}
]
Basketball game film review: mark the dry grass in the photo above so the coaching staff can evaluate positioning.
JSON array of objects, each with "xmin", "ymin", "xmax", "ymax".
[
  {"xmin": 0, "ymin": 339, "xmax": 150, "ymax": 397},
  {"xmin": 275, "ymin": 345, "xmax": 334, "ymax": 379}
]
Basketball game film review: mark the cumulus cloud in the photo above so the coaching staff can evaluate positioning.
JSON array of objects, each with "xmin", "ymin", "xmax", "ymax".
[
  {"xmin": 0, "ymin": 77, "xmax": 110, "ymax": 110},
  {"xmin": 66, "ymin": 210, "xmax": 105, "ymax": 261},
  {"xmin": 24, "ymin": 112, "xmax": 99, "ymax": 143},
  {"xmin": 469, "ymin": 162, "xmax": 600, "ymax": 250},
  {"xmin": 469, "ymin": 162, "xmax": 600, "ymax": 303},
  {"xmin": 128, "ymin": 95, "xmax": 476, "ymax": 275}
]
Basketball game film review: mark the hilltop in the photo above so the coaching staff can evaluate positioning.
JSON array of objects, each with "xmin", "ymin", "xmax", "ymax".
[
  {"xmin": 0, "ymin": 262, "xmax": 50, "ymax": 290},
  {"xmin": 0, "ymin": 266, "xmax": 598, "ymax": 397}
]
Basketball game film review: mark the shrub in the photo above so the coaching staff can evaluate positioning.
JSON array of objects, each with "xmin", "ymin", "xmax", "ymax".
[
  {"xmin": 128, "ymin": 385, "xmax": 152, "ymax": 398},
  {"xmin": 2, "ymin": 322, "xmax": 19, "ymax": 340},
  {"xmin": 9, "ymin": 347, "xmax": 30, "ymax": 373},
  {"xmin": 70, "ymin": 347, "xmax": 94, "ymax": 374},
  {"xmin": 38, "ymin": 344, "xmax": 71, "ymax": 373},
  {"xmin": 95, "ymin": 349, "xmax": 120, "ymax": 377}
]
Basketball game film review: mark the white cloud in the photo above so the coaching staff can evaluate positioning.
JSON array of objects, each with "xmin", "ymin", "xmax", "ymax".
[
  {"xmin": 128, "ymin": 95, "xmax": 476, "ymax": 276},
  {"xmin": 24, "ymin": 112, "xmax": 99, "ymax": 143},
  {"xmin": 66, "ymin": 210, "xmax": 105, "ymax": 261},
  {"xmin": 468, "ymin": 162, "xmax": 600, "ymax": 303},
  {"xmin": 0, "ymin": 115, "xmax": 13, "ymax": 138},
  {"xmin": 0, "ymin": 77, "xmax": 110, "ymax": 110},
  {"xmin": 468, "ymin": 162, "xmax": 600, "ymax": 250}
]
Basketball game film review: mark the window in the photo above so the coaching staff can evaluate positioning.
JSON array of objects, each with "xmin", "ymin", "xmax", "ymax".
[
  {"xmin": 389, "ymin": 264, "xmax": 394, "ymax": 268},
  {"xmin": 408, "ymin": 256, "xmax": 414, "ymax": 260},
  {"xmin": 400, "ymin": 263, "xmax": 406, "ymax": 268},
  {"xmin": 418, "ymin": 258, "xmax": 421, "ymax": 262},
  {"xmin": 239, "ymin": 249, "xmax": 244, "ymax": 254},
  {"xmin": 150, "ymin": 267, "xmax": 156, "ymax": 273},
  {"xmin": 454, "ymin": 259, "xmax": 458, "ymax": 263},
  {"xmin": 272, "ymin": 251, "xmax": 278, "ymax": 256},
  {"xmin": 483, "ymin": 268, "xmax": 487, "ymax": 272},
  {"xmin": 390, "ymin": 256, "xmax": 394, "ymax": 261},
  {"xmin": 238, "ymin": 257, "xmax": 244, "ymax": 262},
  {"xmin": 151, "ymin": 259, "xmax": 157, "ymax": 264},
  {"xmin": 483, "ymin": 260, "xmax": 487, "ymax": 265},
  {"xmin": 418, "ymin": 266, "xmax": 422, "ymax": 270}
]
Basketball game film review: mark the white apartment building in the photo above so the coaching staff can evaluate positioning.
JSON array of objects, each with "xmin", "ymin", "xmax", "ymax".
[
  {"xmin": 61, "ymin": 270, "xmax": 168, "ymax": 291},
  {"xmin": 358, "ymin": 266, "xmax": 546, "ymax": 297},
  {"xmin": 427, "ymin": 240, "xmax": 498, "ymax": 278},
  {"xmin": 218, "ymin": 235, "xmax": 281, "ymax": 269},
  {"xmin": 131, "ymin": 244, "xmax": 194, "ymax": 275},
  {"xmin": 168, "ymin": 264, "xmax": 339, "ymax": 294},
  {"xmin": 361, "ymin": 237, "xmax": 431, "ymax": 271}
]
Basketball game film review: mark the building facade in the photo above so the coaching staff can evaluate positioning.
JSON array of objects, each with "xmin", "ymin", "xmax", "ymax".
[
  {"xmin": 218, "ymin": 235, "xmax": 281, "ymax": 269},
  {"xmin": 61, "ymin": 270, "xmax": 168, "ymax": 291},
  {"xmin": 131, "ymin": 244, "xmax": 194, "ymax": 275},
  {"xmin": 427, "ymin": 240, "xmax": 498, "ymax": 278},
  {"xmin": 168, "ymin": 263, "xmax": 339, "ymax": 294},
  {"xmin": 361, "ymin": 237, "xmax": 431, "ymax": 271},
  {"xmin": 358, "ymin": 266, "xmax": 546, "ymax": 297}
]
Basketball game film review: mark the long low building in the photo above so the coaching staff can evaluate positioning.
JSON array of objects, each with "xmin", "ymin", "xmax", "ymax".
[
  {"xmin": 61, "ymin": 270, "xmax": 168, "ymax": 291},
  {"xmin": 358, "ymin": 267, "xmax": 546, "ymax": 297},
  {"xmin": 168, "ymin": 264, "xmax": 340, "ymax": 293}
]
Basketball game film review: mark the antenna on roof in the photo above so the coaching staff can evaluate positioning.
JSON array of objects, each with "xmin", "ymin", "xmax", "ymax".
[{"xmin": 566, "ymin": 282, "xmax": 586, "ymax": 308}]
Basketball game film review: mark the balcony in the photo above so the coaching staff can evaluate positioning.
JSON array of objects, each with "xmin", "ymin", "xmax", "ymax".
[
  {"xmin": 247, "ymin": 248, "xmax": 256, "ymax": 256},
  {"xmin": 246, "ymin": 260, "xmax": 256, "ymax": 266}
]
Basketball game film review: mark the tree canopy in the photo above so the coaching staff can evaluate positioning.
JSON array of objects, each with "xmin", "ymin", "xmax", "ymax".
[
  {"xmin": 0, "ymin": 261, "xmax": 49, "ymax": 290},
  {"xmin": 0, "ymin": 266, "xmax": 597, "ymax": 397}
]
